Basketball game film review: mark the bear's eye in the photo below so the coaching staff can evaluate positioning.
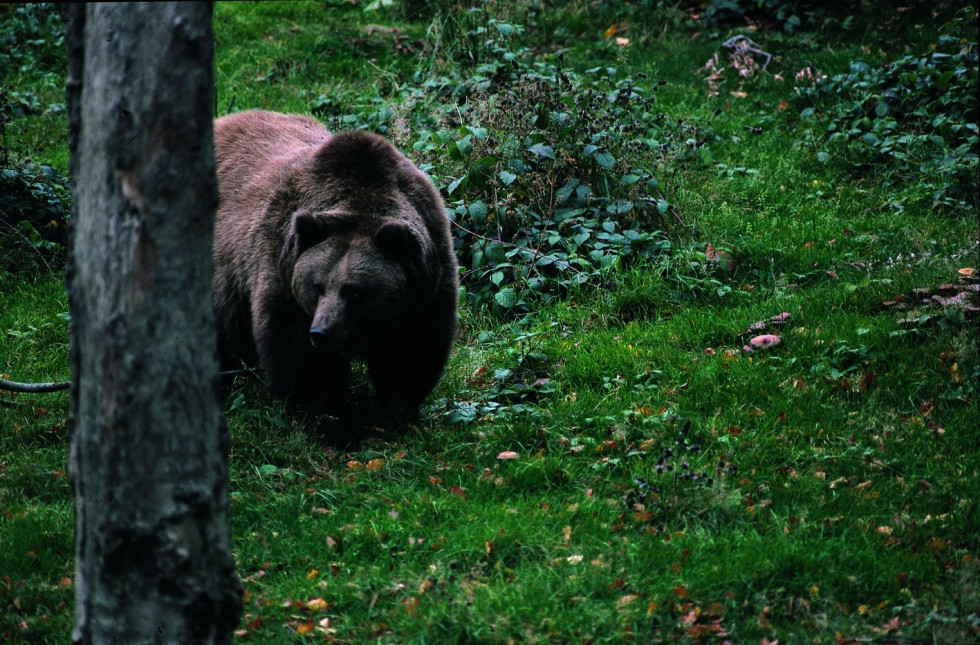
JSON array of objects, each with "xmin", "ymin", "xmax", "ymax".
[{"xmin": 341, "ymin": 285, "xmax": 362, "ymax": 302}]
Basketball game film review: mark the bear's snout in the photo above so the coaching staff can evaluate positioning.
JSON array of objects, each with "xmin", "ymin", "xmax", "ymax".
[{"xmin": 309, "ymin": 327, "xmax": 335, "ymax": 351}]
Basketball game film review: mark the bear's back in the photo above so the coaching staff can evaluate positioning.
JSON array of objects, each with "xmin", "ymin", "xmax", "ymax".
[{"xmin": 215, "ymin": 111, "xmax": 328, "ymax": 201}]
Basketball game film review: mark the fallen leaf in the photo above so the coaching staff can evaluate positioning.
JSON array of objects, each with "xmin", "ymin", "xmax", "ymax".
[
  {"xmin": 688, "ymin": 623, "xmax": 728, "ymax": 638},
  {"xmin": 617, "ymin": 593, "xmax": 638, "ymax": 606},
  {"xmin": 366, "ymin": 458, "xmax": 385, "ymax": 471},
  {"xmin": 567, "ymin": 554, "xmax": 584, "ymax": 565},
  {"xmin": 497, "ymin": 451, "xmax": 519, "ymax": 460},
  {"xmin": 306, "ymin": 597, "xmax": 329, "ymax": 611},
  {"xmin": 316, "ymin": 617, "xmax": 335, "ymax": 635},
  {"xmin": 402, "ymin": 596, "xmax": 419, "ymax": 616}
]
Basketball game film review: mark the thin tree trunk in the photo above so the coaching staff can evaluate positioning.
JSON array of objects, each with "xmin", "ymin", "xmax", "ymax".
[{"xmin": 65, "ymin": 3, "xmax": 241, "ymax": 642}]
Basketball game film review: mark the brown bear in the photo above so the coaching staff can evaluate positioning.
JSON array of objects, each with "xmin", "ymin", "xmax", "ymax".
[{"xmin": 212, "ymin": 110, "xmax": 458, "ymax": 417}]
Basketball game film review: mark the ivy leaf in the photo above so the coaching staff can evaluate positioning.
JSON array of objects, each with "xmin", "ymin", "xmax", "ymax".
[
  {"xmin": 469, "ymin": 201, "xmax": 488, "ymax": 222},
  {"xmin": 447, "ymin": 175, "xmax": 466, "ymax": 195},
  {"xmin": 594, "ymin": 150, "xmax": 615, "ymax": 169},
  {"xmin": 527, "ymin": 143, "xmax": 555, "ymax": 159},
  {"xmin": 494, "ymin": 287, "xmax": 518, "ymax": 308}
]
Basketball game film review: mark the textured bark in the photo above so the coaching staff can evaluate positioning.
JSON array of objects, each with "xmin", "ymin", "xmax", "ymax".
[{"xmin": 65, "ymin": 3, "xmax": 242, "ymax": 643}]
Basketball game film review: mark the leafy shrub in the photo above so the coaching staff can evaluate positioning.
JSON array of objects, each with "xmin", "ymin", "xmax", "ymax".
[
  {"xmin": 694, "ymin": 0, "xmax": 957, "ymax": 34},
  {"xmin": 0, "ymin": 3, "xmax": 66, "ymax": 78},
  {"xmin": 700, "ymin": 0, "xmax": 830, "ymax": 33},
  {"xmin": 794, "ymin": 8, "xmax": 978, "ymax": 216},
  {"xmin": 439, "ymin": 324, "xmax": 558, "ymax": 424},
  {"xmin": 0, "ymin": 163, "xmax": 71, "ymax": 253},
  {"xmin": 399, "ymin": 11, "xmax": 713, "ymax": 313}
]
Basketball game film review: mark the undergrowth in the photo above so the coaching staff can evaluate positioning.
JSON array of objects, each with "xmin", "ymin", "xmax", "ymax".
[
  {"xmin": 1, "ymin": 2, "xmax": 978, "ymax": 644},
  {"xmin": 792, "ymin": 7, "xmax": 978, "ymax": 216}
]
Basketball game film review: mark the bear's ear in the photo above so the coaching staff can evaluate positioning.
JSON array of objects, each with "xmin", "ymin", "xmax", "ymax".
[
  {"xmin": 375, "ymin": 220, "xmax": 439, "ymax": 296},
  {"xmin": 278, "ymin": 209, "xmax": 330, "ymax": 283}
]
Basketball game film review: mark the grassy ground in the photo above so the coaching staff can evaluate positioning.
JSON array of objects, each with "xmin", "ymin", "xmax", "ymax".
[{"xmin": 2, "ymin": 1, "xmax": 978, "ymax": 643}]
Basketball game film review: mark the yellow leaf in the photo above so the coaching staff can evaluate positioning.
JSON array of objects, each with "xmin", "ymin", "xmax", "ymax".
[
  {"xmin": 366, "ymin": 458, "xmax": 385, "ymax": 471},
  {"xmin": 306, "ymin": 597, "xmax": 328, "ymax": 611},
  {"xmin": 346, "ymin": 460, "xmax": 364, "ymax": 471},
  {"xmin": 306, "ymin": 568, "xmax": 319, "ymax": 580},
  {"xmin": 618, "ymin": 593, "xmax": 638, "ymax": 606},
  {"xmin": 603, "ymin": 24, "xmax": 617, "ymax": 38}
]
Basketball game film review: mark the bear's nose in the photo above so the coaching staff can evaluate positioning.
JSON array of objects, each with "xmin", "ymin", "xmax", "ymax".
[{"xmin": 309, "ymin": 327, "xmax": 331, "ymax": 350}]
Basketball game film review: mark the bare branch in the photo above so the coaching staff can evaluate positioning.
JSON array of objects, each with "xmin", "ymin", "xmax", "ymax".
[{"xmin": 0, "ymin": 377, "xmax": 70, "ymax": 393}]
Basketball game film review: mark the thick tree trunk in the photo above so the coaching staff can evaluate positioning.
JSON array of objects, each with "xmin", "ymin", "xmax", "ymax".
[{"xmin": 65, "ymin": 3, "xmax": 241, "ymax": 643}]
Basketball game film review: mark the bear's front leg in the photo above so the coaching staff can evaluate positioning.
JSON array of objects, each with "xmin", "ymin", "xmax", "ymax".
[
  {"xmin": 252, "ymin": 296, "xmax": 351, "ymax": 413},
  {"xmin": 367, "ymin": 321, "xmax": 454, "ymax": 420}
]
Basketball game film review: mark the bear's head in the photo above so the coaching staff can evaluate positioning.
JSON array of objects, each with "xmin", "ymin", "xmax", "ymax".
[
  {"xmin": 281, "ymin": 209, "xmax": 437, "ymax": 357},
  {"xmin": 275, "ymin": 132, "xmax": 448, "ymax": 358}
]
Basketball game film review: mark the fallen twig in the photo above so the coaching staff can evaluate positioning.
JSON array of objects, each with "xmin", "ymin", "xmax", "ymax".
[
  {"xmin": 0, "ymin": 369, "xmax": 259, "ymax": 396},
  {"xmin": 0, "ymin": 377, "xmax": 70, "ymax": 393}
]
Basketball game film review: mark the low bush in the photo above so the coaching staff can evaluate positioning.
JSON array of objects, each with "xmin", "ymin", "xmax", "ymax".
[
  {"xmin": 793, "ymin": 8, "xmax": 978, "ymax": 216},
  {"xmin": 0, "ymin": 163, "xmax": 70, "ymax": 262},
  {"xmin": 397, "ymin": 11, "xmax": 715, "ymax": 313}
]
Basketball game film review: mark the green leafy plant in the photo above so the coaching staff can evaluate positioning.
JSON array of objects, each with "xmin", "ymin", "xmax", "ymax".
[
  {"xmin": 793, "ymin": 8, "xmax": 978, "ymax": 216},
  {"xmin": 0, "ymin": 163, "xmax": 71, "ymax": 255},
  {"xmin": 0, "ymin": 3, "xmax": 66, "ymax": 79},
  {"xmin": 439, "ymin": 323, "xmax": 558, "ymax": 423},
  {"xmin": 402, "ymin": 14, "xmax": 713, "ymax": 313}
]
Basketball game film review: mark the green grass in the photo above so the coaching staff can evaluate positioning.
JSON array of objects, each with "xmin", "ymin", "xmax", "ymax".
[{"xmin": 2, "ymin": 1, "xmax": 978, "ymax": 643}]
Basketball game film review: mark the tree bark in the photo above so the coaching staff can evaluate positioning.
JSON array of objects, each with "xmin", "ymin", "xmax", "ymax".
[{"xmin": 65, "ymin": 3, "xmax": 242, "ymax": 643}]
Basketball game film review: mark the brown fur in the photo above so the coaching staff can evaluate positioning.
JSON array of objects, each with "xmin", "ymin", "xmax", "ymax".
[{"xmin": 213, "ymin": 110, "xmax": 458, "ymax": 415}]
